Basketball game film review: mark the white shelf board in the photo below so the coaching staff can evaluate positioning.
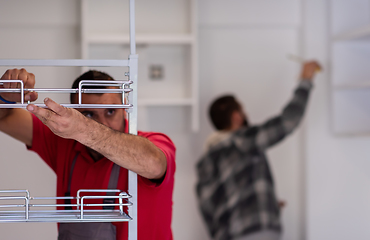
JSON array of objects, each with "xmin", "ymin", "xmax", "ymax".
[
  {"xmin": 0, "ymin": 59, "xmax": 129, "ymax": 67},
  {"xmin": 138, "ymin": 98, "xmax": 193, "ymax": 107},
  {"xmin": 332, "ymin": 82, "xmax": 370, "ymax": 90},
  {"xmin": 87, "ymin": 34, "xmax": 195, "ymax": 45},
  {"xmin": 332, "ymin": 24, "xmax": 370, "ymax": 41}
]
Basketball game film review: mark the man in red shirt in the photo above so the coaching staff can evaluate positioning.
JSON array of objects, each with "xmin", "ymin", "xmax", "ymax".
[{"xmin": 0, "ymin": 69, "xmax": 176, "ymax": 240}]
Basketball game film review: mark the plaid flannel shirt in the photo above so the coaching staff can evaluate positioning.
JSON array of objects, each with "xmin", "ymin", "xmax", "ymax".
[{"xmin": 196, "ymin": 80, "xmax": 312, "ymax": 240}]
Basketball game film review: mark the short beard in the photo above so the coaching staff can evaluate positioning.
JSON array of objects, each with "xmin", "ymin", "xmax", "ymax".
[{"xmin": 243, "ymin": 117, "xmax": 249, "ymax": 128}]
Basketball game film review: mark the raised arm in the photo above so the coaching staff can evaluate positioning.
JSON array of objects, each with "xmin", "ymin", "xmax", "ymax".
[
  {"xmin": 27, "ymin": 99, "xmax": 168, "ymax": 180},
  {"xmin": 0, "ymin": 69, "xmax": 38, "ymax": 146},
  {"xmin": 253, "ymin": 61, "xmax": 321, "ymax": 150}
]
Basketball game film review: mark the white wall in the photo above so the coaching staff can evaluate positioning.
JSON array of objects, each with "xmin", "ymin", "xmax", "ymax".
[
  {"xmin": 3, "ymin": 1, "xmax": 364, "ymax": 240},
  {"xmin": 304, "ymin": 0, "xmax": 370, "ymax": 240}
]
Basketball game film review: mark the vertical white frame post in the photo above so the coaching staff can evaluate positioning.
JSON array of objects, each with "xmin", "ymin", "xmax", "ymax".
[
  {"xmin": 80, "ymin": 0, "xmax": 88, "ymax": 60},
  {"xmin": 190, "ymin": 0, "xmax": 199, "ymax": 132},
  {"xmin": 128, "ymin": 0, "xmax": 138, "ymax": 240}
]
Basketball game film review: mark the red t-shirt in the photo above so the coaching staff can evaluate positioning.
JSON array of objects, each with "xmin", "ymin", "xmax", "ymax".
[{"xmin": 28, "ymin": 114, "xmax": 176, "ymax": 240}]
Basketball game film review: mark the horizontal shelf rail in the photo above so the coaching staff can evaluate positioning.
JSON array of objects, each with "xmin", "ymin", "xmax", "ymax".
[
  {"xmin": 0, "ymin": 104, "xmax": 133, "ymax": 109},
  {"xmin": 0, "ymin": 59, "xmax": 130, "ymax": 67},
  {"xmin": 0, "ymin": 80, "xmax": 134, "ymax": 109}
]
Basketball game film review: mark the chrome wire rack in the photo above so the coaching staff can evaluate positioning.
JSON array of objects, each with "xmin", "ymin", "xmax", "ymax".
[
  {"xmin": 0, "ymin": 0, "xmax": 139, "ymax": 237},
  {"xmin": 0, "ymin": 189, "xmax": 132, "ymax": 223},
  {"xmin": 0, "ymin": 79, "xmax": 133, "ymax": 109}
]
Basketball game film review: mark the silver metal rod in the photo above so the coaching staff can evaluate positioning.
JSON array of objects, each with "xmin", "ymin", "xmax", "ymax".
[
  {"xmin": 29, "ymin": 204, "xmax": 80, "ymax": 207},
  {"xmin": 0, "ymin": 104, "xmax": 133, "ymax": 109},
  {"xmin": 0, "ymin": 205, "xmax": 26, "ymax": 208},
  {"xmin": 0, "ymin": 59, "xmax": 130, "ymax": 67},
  {"xmin": 31, "ymin": 197, "xmax": 75, "ymax": 200},
  {"xmin": 20, "ymin": 81, "xmax": 24, "ymax": 104},
  {"xmin": 79, "ymin": 80, "xmax": 130, "ymax": 85},
  {"xmin": 78, "ymin": 203, "xmax": 131, "ymax": 207},
  {"xmin": 119, "ymin": 192, "xmax": 125, "ymax": 215},
  {"xmin": 0, "ymin": 88, "xmax": 132, "ymax": 94},
  {"xmin": 130, "ymin": 0, "xmax": 136, "ymax": 55},
  {"xmin": 76, "ymin": 189, "xmax": 123, "ymax": 208},
  {"xmin": 0, "ymin": 209, "xmax": 124, "ymax": 213},
  {"xmin": 0, "ymin": 196, "xmax": 27, "ymax": 200},
  {"xmin": 25, "ymin": 198, "xmax": 29, "ymax": 220}
]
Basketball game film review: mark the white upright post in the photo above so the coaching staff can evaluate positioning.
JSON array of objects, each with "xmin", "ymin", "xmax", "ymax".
[
  {"xmin": 80, "ymin": 0, "xmax": 88, "ymax": 59},
  {"xmin": 127, "ymin": 0, "xmax": 138, "ymax": 240},
  {"xmin": 190, "ymin": 0, "xmax": 199, "ymax": 132}
]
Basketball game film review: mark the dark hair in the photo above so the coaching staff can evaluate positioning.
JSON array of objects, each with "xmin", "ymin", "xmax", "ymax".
[
  {"xmin": 209, "ymin": 95, "xmax": 242, "ymax": 130},
  {"xmin": 70, "ymin": 70, "xmax": 114, "ymax": 103}
]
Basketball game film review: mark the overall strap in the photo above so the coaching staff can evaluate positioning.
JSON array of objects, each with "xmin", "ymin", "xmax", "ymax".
[
  {"xmin": 65, "ymin": 152, "xmax": 80, "ymax": 210},
  {"xmin": 65, "ymin": 151, "xmax": 121, "ymax": 210},
  {"xmin": 103, "ymin": 163, "xmax": 121, "ymax": 210}
]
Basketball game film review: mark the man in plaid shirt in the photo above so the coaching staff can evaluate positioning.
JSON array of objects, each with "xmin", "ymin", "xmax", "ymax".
[{"xmin": 196, "ymin": 61, "xmax": 321, "ymax": 240}]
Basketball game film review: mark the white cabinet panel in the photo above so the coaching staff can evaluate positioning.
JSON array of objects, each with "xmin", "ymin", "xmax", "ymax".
[
  {"xmin": 330, "ymin": 0, "xmax": 370, "ymax": 135},
  {"xmin": 0, "ymin": 0, "xmax": 78, "ymax": 26},
  {"xmin": 199, "ymin": 0, "xmax": 300, "ymax": 27},
  {"xmin": 332, "ymin": 42, "xmax": 370, "ymax": 86},
  {"xmin": 87, "ymin": 0, "xmax": 191, "ymax": 35},
  {"xmin": 331, "ymin": 0, "xmax": 370, "ymax": 36},
  {"xmin": 333, "ymin": 89, "xmax": 370, "ymax": 135},
  {"xmin": 88, "ymin": 44, "xmax": 191, "ymax": 100}
]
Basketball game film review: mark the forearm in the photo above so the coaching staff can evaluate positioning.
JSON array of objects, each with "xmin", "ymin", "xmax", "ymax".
[
  {"xmin": 0, "ymin": 108, "xmax": 11, "ymax": 121},
  {"xmin": 280, "ymin": 79, "xmax": 312, "ymax": 133},
  {"xmin": 255, "ymin": 79, "xmax": 312, "ymax": 149},
  {"xmin": 27, "ymin": 98, "xmax": 168, "ymax": 180},
  {"xmin": 76, "ymin": 119, "xmax": 167, "ymax": 180},
  {"xmin": 0, "ymin": 107, "xmax": 33, "ymax": 146}
]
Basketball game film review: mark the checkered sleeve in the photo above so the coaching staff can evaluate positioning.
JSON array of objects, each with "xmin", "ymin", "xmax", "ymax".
[{"xmin": 254, "ymin": 80, "xmax": 312, "ymax": 150}]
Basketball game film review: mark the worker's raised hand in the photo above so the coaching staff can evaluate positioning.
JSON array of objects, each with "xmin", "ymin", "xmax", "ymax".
[
  {"xmin": 0, "ymin": 68, "xmax": 38, "ymax": 103},
  {"xmin": 27, "ymin": 98, "xmax": 88, "ymax": 140},
  {"xmin": 300, "ymin": 61, "xmax": 322, "ymax": 81}
]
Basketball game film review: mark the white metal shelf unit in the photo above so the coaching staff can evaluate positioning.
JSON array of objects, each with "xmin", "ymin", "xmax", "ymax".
[
  {"xmin": 329, "ymin": 0, "xmax": 370, "ymax": 135},
  {"xmin": 0, "ymin": 57, "xmax": 138, "ymax": 239},
  {"xmin": 81, "ymin": 0, "xmax": 199, "ymax": 131},
  {"xmin": 0, "ymin": 0, "xmax": 138, "ymax": 239}
]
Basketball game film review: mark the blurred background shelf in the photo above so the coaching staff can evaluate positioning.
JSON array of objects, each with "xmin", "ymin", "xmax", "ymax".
[
  {"xmin": 332, "ymin": 24, "xmax": 370, "ymax": 41},
  {"xmin": 87, "ymin": 34, "xmax": 195, "ymax": 45},
  {"xmin": 81, "ymin": 0, "xmax": 199, "ymax": 131},
  {"xmin": 330, "ymin": 0, "xmax": 370, "ymax": 136}
]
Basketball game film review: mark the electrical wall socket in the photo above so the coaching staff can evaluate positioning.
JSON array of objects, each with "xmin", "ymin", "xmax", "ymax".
[{"xmin": 149, "ymin": 65, "xmax": 164, "ymax": 80}]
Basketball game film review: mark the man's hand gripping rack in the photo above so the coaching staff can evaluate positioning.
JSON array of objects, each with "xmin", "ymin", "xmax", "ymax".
[{"xmin": 0, "ymin": 189, "xmax": 132, "ymax": 222}]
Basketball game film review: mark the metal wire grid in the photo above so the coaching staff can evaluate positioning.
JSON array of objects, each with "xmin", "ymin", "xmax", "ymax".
[
  {"xmin": 0, "ymin": 189, "xmax": 132, "ymax": 222},
  {"xmin": 0, "ymin": 79, "xmax": 134, "ymax": 109}
]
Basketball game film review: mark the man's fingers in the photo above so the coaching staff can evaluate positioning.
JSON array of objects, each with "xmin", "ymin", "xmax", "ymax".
[
  {"xmin": 9, "ymin": 70, "xmax": 22, "ymax": 89},
  {"xmin": 18, "ymin": 68, "xmax": 31, "ymax": 88},
  {"xmin": 26, "ymin": 104, "xmax": 53, "ymax": 124},
  {"xmin": 44, "ymin": 98, "xmax": 67, "ymax": 116},
  {"xmin": 24, "ymin": 92, "xmax": 38, "ymax": 102}
]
